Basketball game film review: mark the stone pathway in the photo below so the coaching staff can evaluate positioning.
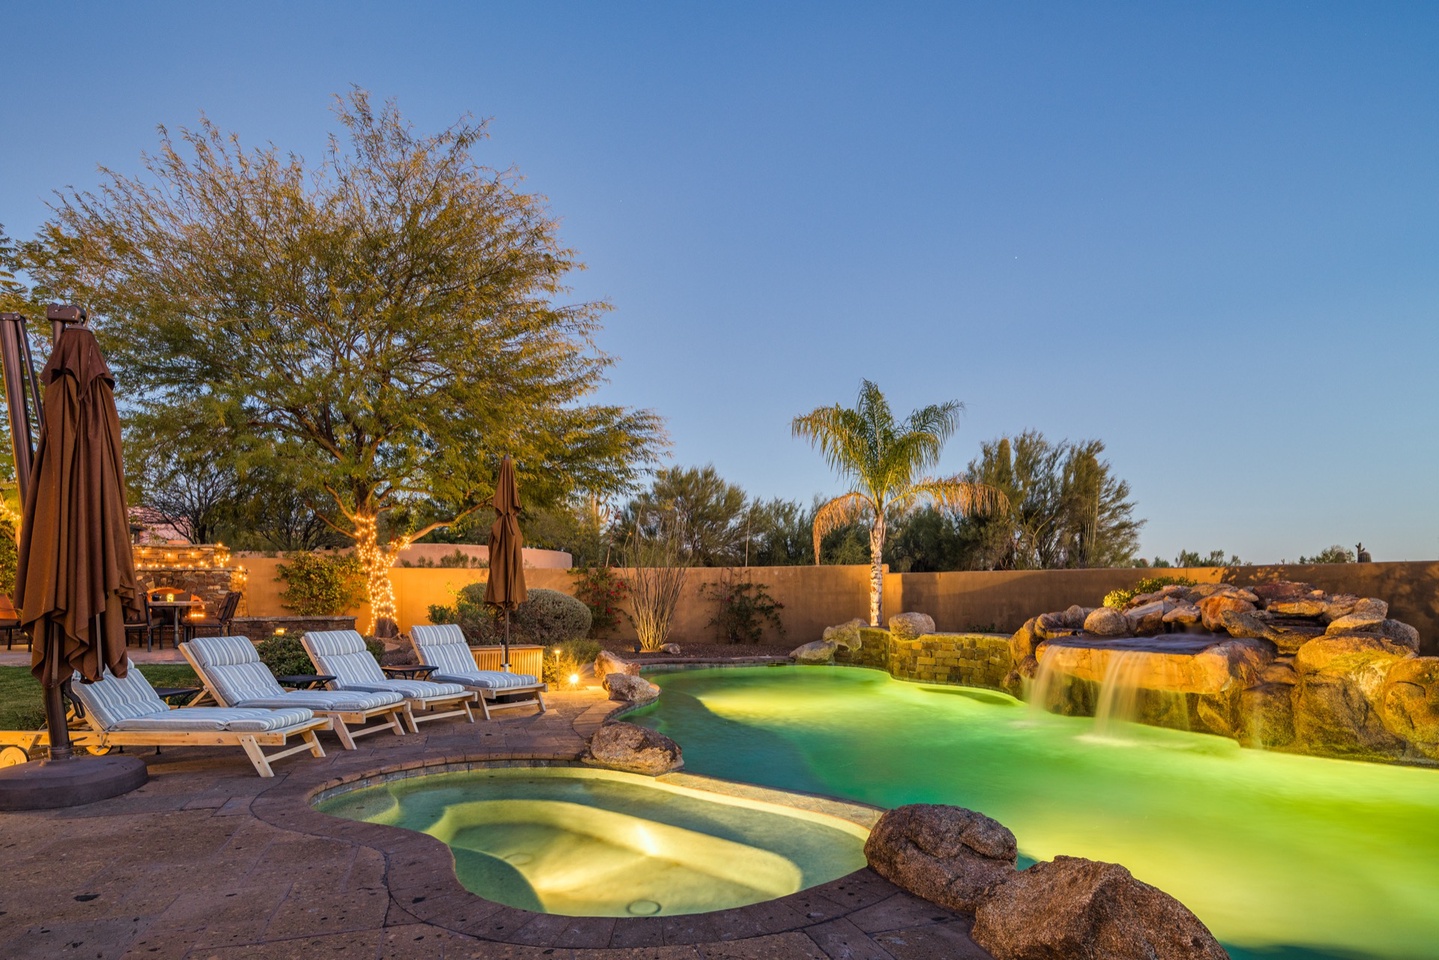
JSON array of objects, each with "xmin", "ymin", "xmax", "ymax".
[{"xmin": 0, "ymin": 683, "xmax": 991, "ymax": 959}]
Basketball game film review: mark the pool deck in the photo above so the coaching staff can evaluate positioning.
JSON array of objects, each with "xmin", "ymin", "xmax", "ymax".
[{"xmin": 0, "ymin": 652, "xmax": 992, "ymax": 959}]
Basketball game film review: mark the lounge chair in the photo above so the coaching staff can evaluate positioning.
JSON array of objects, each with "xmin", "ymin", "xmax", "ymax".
[
  {"xmin": 301, "ymin": 630, "xmax": 476, "ymax": 732},
  {"xmin": 182, "ymin": 591, "xmax": 242, "ymax": 642},
  {"xmin": 180, "ymin": 636, "xmax": 409, "ymax": 750},
  {"xmin": 409, "ymin": 624, "xmax": 548, "ymax": 720},
  {"xmin": 66, "ymin": 659, "xmax": 331, "ymax": 777}
]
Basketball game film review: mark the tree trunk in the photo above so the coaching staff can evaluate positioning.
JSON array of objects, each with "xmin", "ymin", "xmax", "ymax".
[
  {"xmin": 869, "ymin": 512, "xmax": 886, "ymax": 627},
  {"xmin": 354, "ymin": 512, "xmax": 401, "ymax": 637}
]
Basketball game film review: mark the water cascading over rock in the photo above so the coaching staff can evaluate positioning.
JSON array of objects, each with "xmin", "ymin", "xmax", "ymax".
[{"xmin": 1012, "ymin": 580, "xmax": 1437, "ymax": 764}]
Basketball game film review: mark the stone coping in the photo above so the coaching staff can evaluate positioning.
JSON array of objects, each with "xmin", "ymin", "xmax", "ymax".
[
  {"xmin": 308, "ymin": 756, "xmax": 884, "ymax": 833},
  {"xmin": 249, "ymin": 737, "xmax": 919, "ymax": 949}
]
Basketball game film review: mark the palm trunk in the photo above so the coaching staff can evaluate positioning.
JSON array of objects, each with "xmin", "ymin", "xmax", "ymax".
[{"xmin": 869, "ymin": 512, "xmax": 886, "ymax": 626}]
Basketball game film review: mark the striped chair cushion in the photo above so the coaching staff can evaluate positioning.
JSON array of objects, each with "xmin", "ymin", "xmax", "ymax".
[
  {"xmin": 338, "ymin": 678, "xmax": 467, "ymax": 699},
  {"xmin": 69, "ymin": 662, "xmax": 315, "ymax": 733},
  {"xmin": 430, "ymin": 670, "xmax": 539, "ymax": 690},
  {"xmin": 185, "ymin": 636, "xmax": 289, "ymax": 705},
  {"xmin": 411, "ymin": 624, "xmax": 539, "ymax": 688},
  {"xmin": 303, "ymin": 630, "xmax": 388, "ymax": 687},
  {"xmin": 111, "ymin": 706, "xmax": 316, "ymax": 733},
  {"xmin": 226, "ymin": 690, "xmax": 401, "ymax": 712},
  {"xmin": 70, "ymin": 659, "xmax": 170, "ymax": 727}
]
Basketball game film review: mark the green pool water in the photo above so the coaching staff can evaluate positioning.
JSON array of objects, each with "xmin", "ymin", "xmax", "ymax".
[
  {"xmin": 315, "ymin": 766, "xmax": 868, "ymax": 916},
  {"xmin": 628, "ymin": 665, "xmax": 1439, "ymax": 960}
]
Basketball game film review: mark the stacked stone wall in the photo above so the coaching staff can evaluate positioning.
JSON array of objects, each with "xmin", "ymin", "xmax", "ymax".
[{"xmin": 885, "ymin": 632, "xmax": 1012, "ymax": 690}]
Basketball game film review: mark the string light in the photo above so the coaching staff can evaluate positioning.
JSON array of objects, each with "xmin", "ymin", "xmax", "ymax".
[{"xmin": 353, "ymin": 513, "xmax": 411, "ymax": 634}]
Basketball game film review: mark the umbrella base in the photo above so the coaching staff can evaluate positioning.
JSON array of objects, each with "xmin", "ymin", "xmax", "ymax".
[{"xmin": 0, "ymin": 754, "xmax": 148, "ymax": 811}]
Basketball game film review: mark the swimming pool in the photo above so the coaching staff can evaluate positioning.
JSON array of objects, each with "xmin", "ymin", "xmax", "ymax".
[
  {"xmin": 628, "ymin": 665, "xmax": 1439, "ymax": 960},
  {"xmin": 315, "ymin": 765, "xmax": 869, "ymax": 916}
]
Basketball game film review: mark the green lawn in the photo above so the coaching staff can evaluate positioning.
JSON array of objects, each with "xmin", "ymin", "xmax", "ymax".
[{"xmin": 0, "ymin": 665, "xmax": 199, "ymax": 730}]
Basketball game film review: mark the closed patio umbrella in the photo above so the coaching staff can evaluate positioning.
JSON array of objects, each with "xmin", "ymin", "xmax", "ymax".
[
  {"xmin": 15, "ymin": 325, "xmax": 143, "ymax": 758},
  {"xmin": 483, "ymin": 456, "xmax": 527, "ymax": 671}
]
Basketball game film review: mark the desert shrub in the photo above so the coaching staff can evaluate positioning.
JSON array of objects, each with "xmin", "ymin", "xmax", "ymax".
[
  {"xmin": 427, "ymin": 583, "xmax": 501, "ymax": 645},
  {"xmin": 542, "ymin": 638, "xmax": 603, "ymax": 685},
  {"xmin": 276, "ymin": 552, "xmax": 365, "ymax": 616},
  {"xmin": 1103, "ymin": 576, "xmax": 1196, "ymax": 610},
  {"xmin": 626, "ymin": 520, "xmax": 688, "ymax": 651},
  {"xmin": 516, "ymin": 589, "xmax": 592, "ymax": 645},
  {"xmin": 570, "ymin": 566, "xmax": 630, "ymax": 638},
  {"xmin": 256, "ymin": 632, "xmax": 383, "ymax": 676},
  {"xmin": 427, "ymin": 584, "xmax": 590, "ymax": 646},
  {"xmin": 700, "ymin": 575, "xmax": 785, "ymax": 644}
]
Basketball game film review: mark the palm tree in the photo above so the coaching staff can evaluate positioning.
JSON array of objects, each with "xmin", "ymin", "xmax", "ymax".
[{"xmin": 792, "ymin": 380, "xmax": 1004, "ymax": 626}]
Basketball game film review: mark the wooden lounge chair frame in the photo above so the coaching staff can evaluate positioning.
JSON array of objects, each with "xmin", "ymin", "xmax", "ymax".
[
  {"xmin": 65, "ymin": 662, "xmax": 333, "ymax": 778},
  {"xmin": 301, "ymin": 630, "xmax": 476, "ymax": 732},
  {"xmin": 409, "ymin": 624, "xmax": 548, "ymax": 720},
  {"xmin": 180, "ymin": 637, "xmax": 409, "ymax": 750}
]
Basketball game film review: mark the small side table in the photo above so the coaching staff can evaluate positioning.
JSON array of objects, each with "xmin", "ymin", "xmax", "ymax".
[
  {"xmin": 275, "ymin": 674, "xmax": 336, "ymax": 691},
  {"xmin": 380, "ymin": 665, "xmax": 435, "ymax": 680},
  {"xmin": 152, "ymin": 686, "xmax": 204, "ymax": 706}
]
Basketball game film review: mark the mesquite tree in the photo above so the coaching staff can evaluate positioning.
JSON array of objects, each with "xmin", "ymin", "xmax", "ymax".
[{"xmin": 24, "ymin": 91, "xmax": 662, "ymax": 632}]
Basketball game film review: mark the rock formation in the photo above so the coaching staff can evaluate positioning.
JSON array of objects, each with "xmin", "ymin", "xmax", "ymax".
[
  {"xmin": 582, "ymin": 721, "xmax": 682, "ymax": 775},
  {"xmin": 863, "ymin": 804, "xmax": 1017, "ymax": 913},
  {"xmin": 791, "ymin": 639, "xmax": 838, "ymax": 664},
  {"xmin": 1016, "ymin": 580, "xmax": 1435, "ymax": 764},
  {"xmin": 970, "ymin": 856, "xmax": 1228, "ymax": 960},
  {"xmin": 602, "ymin": 672, "xmax": 660, "ymax": 703},
  {"xmin": 888, "ymin": 612, "xmax": 936, "ymax": 641}
]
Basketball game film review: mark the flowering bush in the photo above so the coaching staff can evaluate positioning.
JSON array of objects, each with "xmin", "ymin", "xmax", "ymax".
[
  {"xmin": 700, "ymin": 575, "xmax": 785, "ymax": 644},
  {"xmin": 569, "ymin": 566, "xmax": 630, "ymax": 638}
]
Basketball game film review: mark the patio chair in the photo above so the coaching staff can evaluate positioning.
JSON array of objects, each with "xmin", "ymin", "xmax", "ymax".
[
  {"xmin": 123, "ymin": 595, "xmax": 157, "ymax": 651},
  {"xmin": 182, "ymin": 591, "xmax": 242, "ymax": 643},
  {"xmin": 301, "ymin": 630, "xmax": 476, "ymax": 732},
  {"xmin": 1, "ymin": 593, "xmax": 23, "ymax": 650},
  {"xmin": 409, "ymin": 624, "xmax": 548, "ymax": 720},
  {"xmin": 180, "ymin": 635, "xmax": 409, "ymax": 750},
  {"xmin": 66, "ymin": 658, "xmax": 331, "ymax": 777}
]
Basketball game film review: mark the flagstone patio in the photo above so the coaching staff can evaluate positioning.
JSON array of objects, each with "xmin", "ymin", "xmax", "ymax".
[{"xmin": 0, "ymin": 673, "xmax": 990, "ymax": 959}]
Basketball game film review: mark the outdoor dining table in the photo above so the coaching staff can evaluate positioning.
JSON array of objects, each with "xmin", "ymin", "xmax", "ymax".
[{"xmin": 148, "ymin": 599, "xmax": 201, "ymax": 648}]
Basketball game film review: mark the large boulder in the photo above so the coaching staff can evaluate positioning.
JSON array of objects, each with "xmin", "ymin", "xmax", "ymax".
[
  {"xmin": 1292, "ymin": 635, "xmax": 1414, "ymax": 759},
  {"xmin": 970, "ymin": 856, "xmax": 1227, "ymax": 960},
  {"xmin": 822, "ymin": 618, "xmax": 867, "ymax": 650},
  {"xmin": 1325, "ymin": 611, "xmax": 1386, "ymax": 636},
  {"xmin": 1083, "ymin": 606, "xmax": 1130, "ymax": 638},
  {"xmin": 1266, "ymin": 597, "xmax": 1328, "ymax": 618},
  {"xmin": 582, "ymin": 721, "xmax": 682, "ymax": 775},
  {"xmin": 1378, "ymin": 619, "xmax": 1421, "ymax": 652},
  {"xmin": 1249, "ymin": 580, "xmax": 1318, "ymax": 606},
  {"xmin": 863, "ymin": 804, "xmax": 1017, "ymax": 913},
  {"xmin": 1197, "ymin": 594, "xmax": 1255, "ymax": 632},
  {"xmin": 1294, "ymin": 634, "xmax": 1414, "ymax": 676},
  {"xmin": 1239, "ymin": 683, "xmax": 1296, "ymax": 749},
  {"xmin": 1378, "ymin": 657, "xmax": 1439, "ymax": 754},
  {"xmin": 888, "ymin": 612, "xmax": 937, "ymax": 641},
  {"xmin": 1220, "ymin": 610, "xmax": 1324, "ymax": 654},
  {"xmin": 1161, "ymin": 602, "xmax": 1202, "ymax": 628},
  {"xmin": 595, "ymin": 650, "xmax": 639, "ymax": 678},
  {"xmin": 1128, "ymin": 584, "xmax": 1191, "ymax": 608},
  {"xmin": 1035, "ymin": 606, "xmax": 1087, "ymax": 640},
  {"xmin": 1009, "ymin": 618, "xmax": 1040, "ymax": 664},
  {"xmin": 1123, "ymin": 601, "xmax": 1170, "ymax": 636},
  {"xmin": 791, "ymin": 639, "xmax": 838, "ymax": 664},
  {"xmin": 602, "ymin": 672, "xmax": 660, "ymax": 703}
]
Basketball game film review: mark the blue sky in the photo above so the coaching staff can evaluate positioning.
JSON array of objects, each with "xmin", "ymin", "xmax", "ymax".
[{"xmin": 3, "ymin": 2, "xmax": 1437, "ymax": 562}]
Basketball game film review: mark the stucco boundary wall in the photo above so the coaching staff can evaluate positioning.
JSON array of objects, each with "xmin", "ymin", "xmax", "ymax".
[{"xmin": 233, "ymin": 559, "xmax": 1439, "ymax": 656}]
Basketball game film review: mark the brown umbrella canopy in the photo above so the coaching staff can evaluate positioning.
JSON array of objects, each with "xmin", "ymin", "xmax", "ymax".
[
  {"xmin": 15, "ymin": 327, "xmax": 141, "ymax": 686},
  {"xmin": 483, "ymin": 456, "xmax": 527, "ymax": 610}
]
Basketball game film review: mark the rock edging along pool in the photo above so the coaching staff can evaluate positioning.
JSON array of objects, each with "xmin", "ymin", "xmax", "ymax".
[{"xmin": 314, "ymin": 764, "xmax": 873, "ymax": 917}]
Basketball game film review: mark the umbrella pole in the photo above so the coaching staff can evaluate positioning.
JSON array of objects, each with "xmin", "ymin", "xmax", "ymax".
[
  {"xmin": 502, "ymin": 609, "xmax": 511, "ymax": 673},
  {"xmin": 42, "ymin": 623, "xmax": 73, "ymax": 761}
]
